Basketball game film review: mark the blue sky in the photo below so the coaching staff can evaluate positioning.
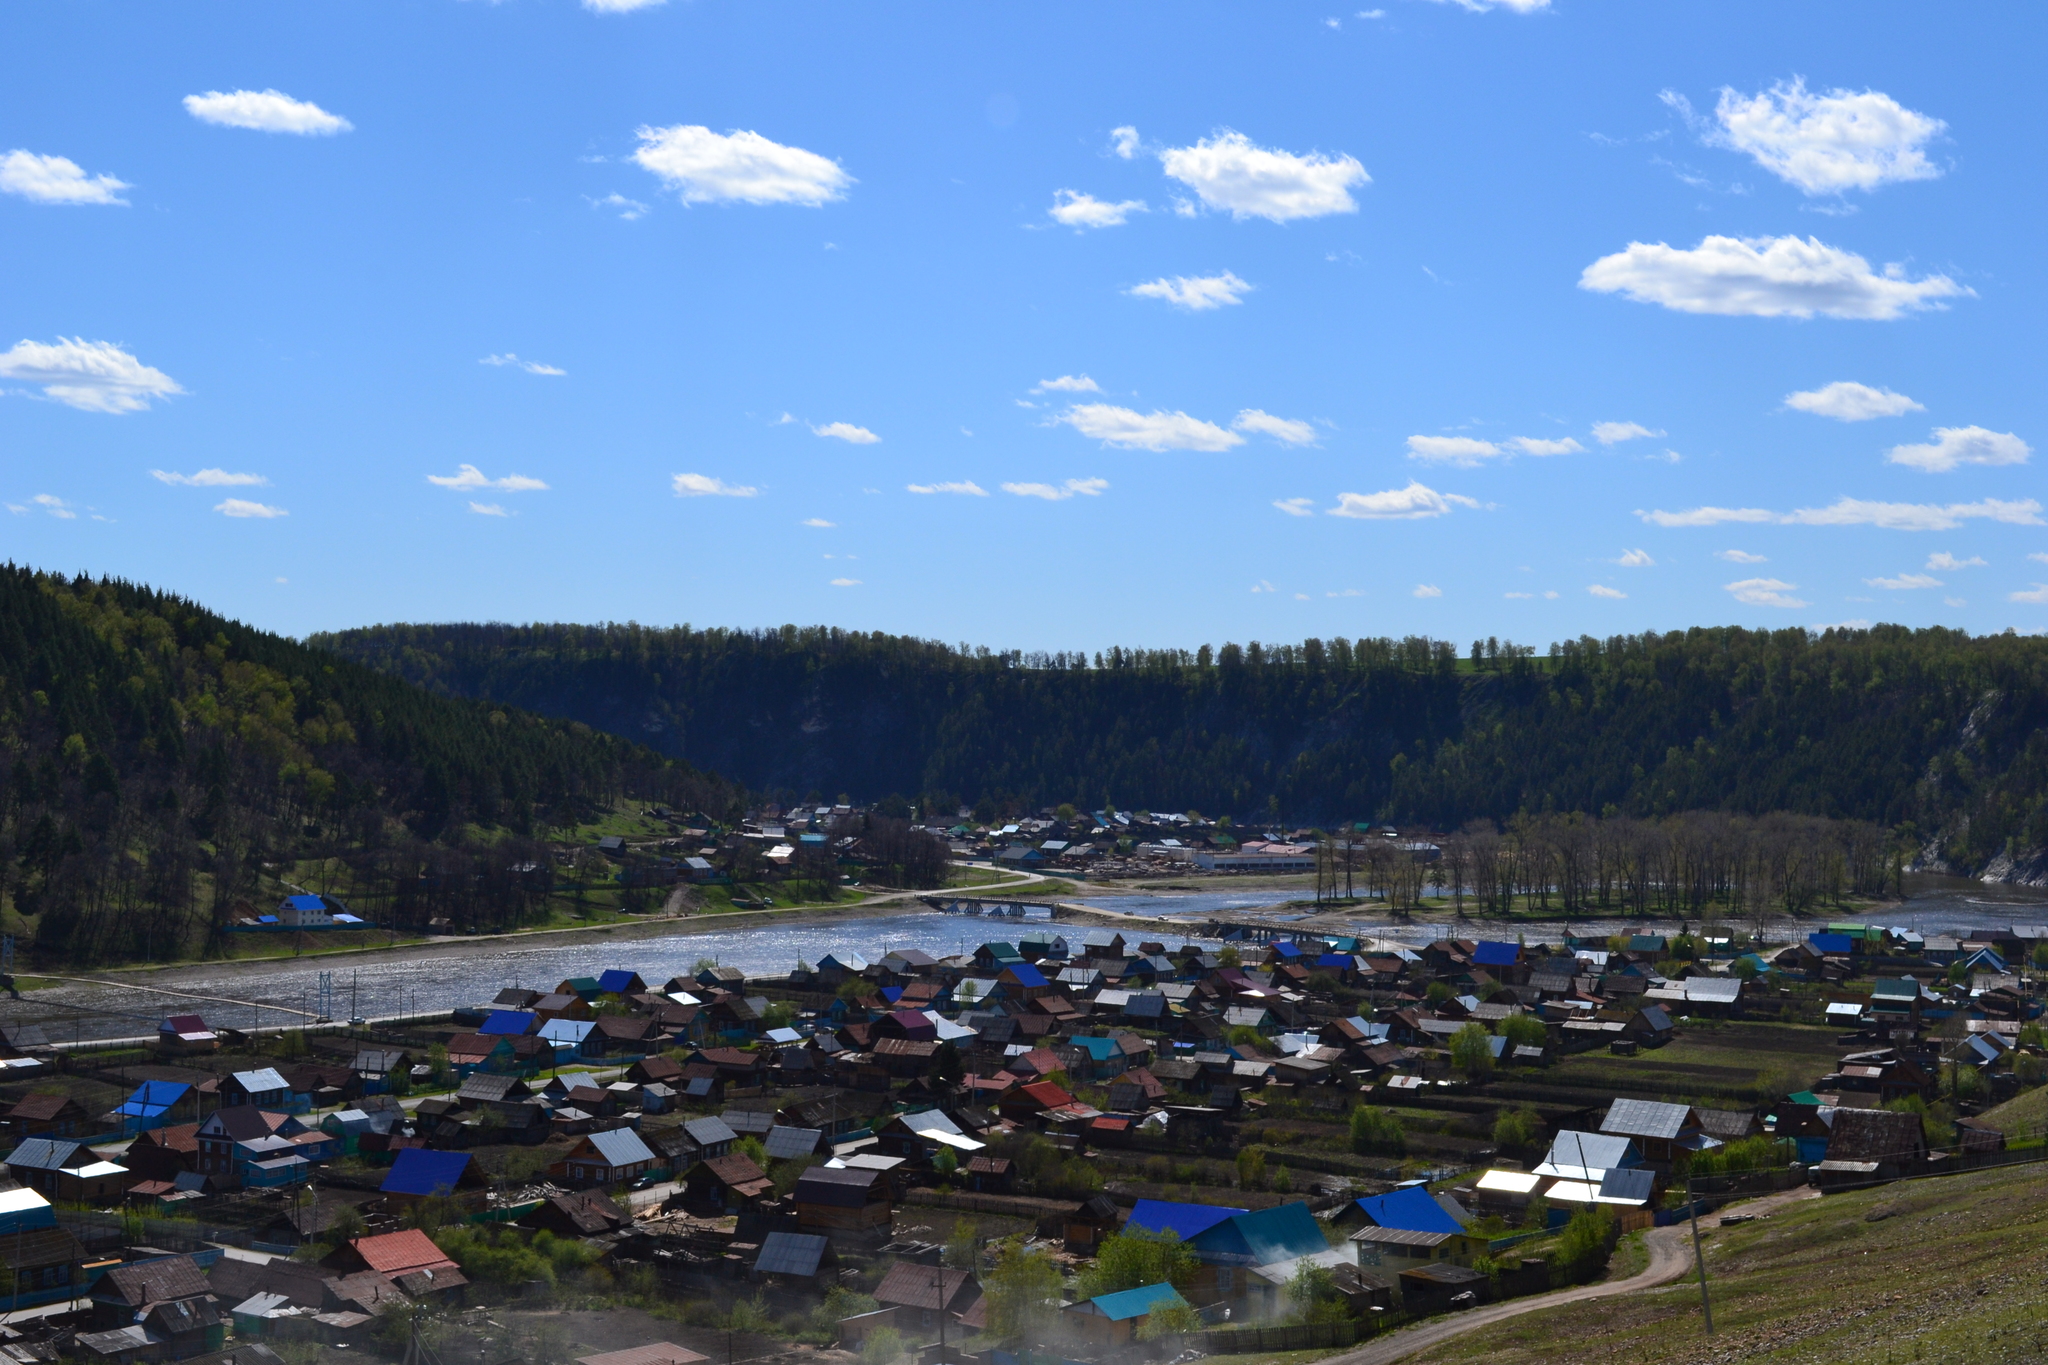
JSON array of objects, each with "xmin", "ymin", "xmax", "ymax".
[{"xmin": 5, "ymin": 1, "xmax": 2045, "ymax": 650}]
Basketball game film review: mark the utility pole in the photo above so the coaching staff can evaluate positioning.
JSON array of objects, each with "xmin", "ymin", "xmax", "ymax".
[{"xmin": 1687, "ymin": 1172, "xmax": 1713, "ymax": 1334}]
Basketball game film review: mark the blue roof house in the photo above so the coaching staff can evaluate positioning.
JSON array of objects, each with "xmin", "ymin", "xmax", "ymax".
[
  {"xmin": 381, "ymin": 1148, "xmax": 480, "ymax": 1205},
  {"xmin": 1124, "ymin": 1200, "xmax": 1330, "ymax": 1320},
  {"xmin": 1063, "ymin": 1283, "xmax": 1190, "ymax": 1347}
]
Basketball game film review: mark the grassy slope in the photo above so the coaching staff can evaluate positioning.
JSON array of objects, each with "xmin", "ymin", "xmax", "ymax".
[
  {"xmin": 1979, "ymin": 1085, "xmax": 2048, "ymax": 1139},
  {"xmin": 1540, "ymin": 1022, "xmax": 1843, "ymax": 1105},
  {"xmin": 1403, "ymin": 1162, "xmax": 2048, "ymax": 1365}
]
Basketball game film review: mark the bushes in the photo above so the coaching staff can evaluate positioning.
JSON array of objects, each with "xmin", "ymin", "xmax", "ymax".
[
  {"xmin": 1548, "ymin": 1206, "xmax": 1616, "ymax": 1286},
  {"xmin": 1451, "ymin": 1021, "xmax": 1494, "ymax": 1079},
  {"xmin": 1499, "ymin": 1013, "xmax": 1549, "ymax": 1050},
  {"xmin": 1491, "ymin": 1108, "xmax": 1542, "ymax": 1151},
  {"xmin": 1690, "ymin": 1135, "xmax": 1794, "ymax": 1177},
  {"xmin": 1350, "ymin": 1105, "xmax": 1407, "ymax": 1156},
  {"xmin": 1073, "ymin": 1227, "xmax": 1198, "ymax": 1300},
  {"xmin": 1236, "ymin": 1148, "xmax": 1266, "ymax": 1190}
]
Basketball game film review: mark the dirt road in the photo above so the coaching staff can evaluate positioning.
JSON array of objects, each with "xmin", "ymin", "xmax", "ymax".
[{"xmin": 1323, "ymin": 1186, "xmax": 1820, "ymax": 1365}]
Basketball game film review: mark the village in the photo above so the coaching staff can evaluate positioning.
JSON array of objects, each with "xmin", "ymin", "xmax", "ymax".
[{"xmin": 0, "ymin": 875, "xmax": 2034, "ymax": 1365}]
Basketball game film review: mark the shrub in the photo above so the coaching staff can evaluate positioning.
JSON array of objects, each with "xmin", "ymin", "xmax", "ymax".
[
  {"xmin": 1074, "ymin": 1227, "xmax": 1198, "ymax": 1299},
  {"xmin": 1135, "ymin": 1298, "xmax": 1201, "ymax": 1340},
  {"xmin": 1549, "ymin": 1206, "xmax": 1616, "ymax": 1286},
  {"xmin": 1350, "ymin": 1106, "xmax": 1407, "ymax": 1156},
  {"xmin": 1491, "ymin": 1108, "xmax": 1541, "ymax": 1151},
  {"xmin": 1236, "ymin": 1147, "xmax": 1266, "ymax": 1190},
  {"xmin": 860, "ymin": 1326, "xmax": 905, "ymax": 1365},
  {"xmin": 1499, "ymin": 1013, "xmax": 1548, "ymax": 1050},
  {"xmin": 1451, "ymin": 1021, "xmax": 1495, "ymax": 1078}
]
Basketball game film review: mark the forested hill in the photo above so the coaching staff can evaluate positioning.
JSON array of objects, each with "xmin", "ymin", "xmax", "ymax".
[
  {"xmin": 0, "ymin": 568, "xmax": 739, "ymax": 961},
  {"xmin": 312, "ymin": 622, "xmax": 2048, "ymax": 877}
]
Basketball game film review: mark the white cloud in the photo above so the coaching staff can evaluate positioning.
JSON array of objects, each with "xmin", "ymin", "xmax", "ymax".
[
  {"xmin": 1158, "ymin": 130, "xmax": 1368, "ymax": 222},
  {"xmin": 587, "ymin": 192, "xmax": 649, "ymax": 220},
  {"xmin": 830, "ymin": 577, "xmax": 861, "ymax": 587},
  {"xmin": 1056, "ymin": 403, "xmax": 1242, "ymax": 452},
  {"xmin": 427, "ymin": 464, "xmax": 549, "ymax": 492},
  {"xmin": 1048, "ymin": 190, "xmax": 1146, "ymax": 229},
  {"xmin": 1002, "ymin": 478, "xmax": 1109, "ymax": 501},
  {"xmin": 1638, "ymin": 506, "xmax": 1775, "ymax": 527},
  {"xmin": 1406, "ymin": 435, "xmax": 1499, "ymax": 467},
  {"xmin": 480, "ymin": 353, "xmax": 566, "ymax": 376},
  {"xmin": 907, "ymin": 481, "xmax": 987, "ymax": 496},
  {"xmin": 1718, "ymin": 549, "xmax": 1768, "ymax": 564},
  {"xmin": 1593, "ymin": 421, "xmax": 1663, "ymax": 445},
  {"xmin": 1616, "ymin": 549, "xmax": 1655, "ymax": 567},
  {"xmin": 1579, "ymin": 234, "xmax": 1967, "ymax": 319},
  {"xmin": 802, "ymin": 518, "xmax": 835, "ymax": 528},
  {"xmin": 1127, "ymin": 271, "xmax": 1252, "ymax": 311},
  {"xmin": 1328, "ymin": 587, "xmax": 1364, "ymax": 597},
  {"xmin": 1110, "ymin": 127, "xmax": 1140, "ymax": 160},
  {"xmin": 1328, "ymin": 481, "xmax": 1479, "ymax": 521},
  {"xmin": 32, "ymin": 494, "xmax": 75, "ymax": 520},
  {"xmin": 1726, "ymin": 577, "xmax": 1807, "ymax": 608},
  {"xmin": 1706, "ymin": 78, "xmax": 1944, "ymax": 195},
  {"xmin": 1885, "ymin": 426, "xmax": 2030, "ymax": 473},
  {"xmin": 0, "ymin": 337, "xmax": 183, "ymax": 413},
  {"xmin": 1866, "ymin": 572, "xmax": 1943, "ymax": 590},
  {"xmin": 1233, "ymin": 410, "xmax": 1316, "ymax": 445},
  {"xmin": 584, "ymin": 0, "xmax": 665, "ymax": 11},
  {"xmin": 813, "ymin": 422, "xmax": 880, "ymax": 444},
  {"xmin": 1413, "ymin": 584, "xmax": 1443, "ymax": 599},
  {"xmin": 1250, "ymin": 580, "xmax": 1277, "ymax": 594},
  {"xmin": 1544, "ymin": 590, "xmax": 1560, "ymax": 599},
  {"xmin": 469, "ymin": 502, "xmax": 509, "ymax": 517},
  {"xmin": 671, "ymin": 473, "xmax": 757, "ymax": 497},
  {"xmin": 1927, "ymin": 552, "xmax": 1985, "ymax": 571},
  {"xmin": 183, "ymin": 89, "xmax": 351, "ymax": 136},
  {"xmin": 215, "ymin": 498, "xmax": 287, "ymax": 518},
  {"xmin": 1430, "ymin": 0, "xmax": 1549, "ymax": 10},
  {"xmin": 2033, "ymin": 553, "xmax": 2048, "ymax": 566},
  {"xmin": 1588, "ymin": 584, "xmax": 1627, "ymax": 598},
  {"xmin": 1785, "ymin": 381, "xmax": 1922, "ymax": 421},
  {"xmin": 1508, "ymin": 435, "xmax": 1584, "ymax": 456},
  {"xmin": 1033, "ymin": 375, "xmax": 1101, "ymax": 395},
  {"xmin": 1944, "ymin": 596, "xmax": 1966, "ymax": 607},
  {"xmin": 1274, "ymin": 497, "xmax": 1315, "ymax": 517},
  {"xmin": 2009, "ymin": 585, "xmax": 2048, "ymax": 604},
  {"xmin": 633, "ymin": 125, "xmax": 851, "ymax": 206},
  {"xmin": 0, "ymin": 150, "xmax": 129, "ymax": 205},
  {"xmin": 151, "ymin": 468, "xmax": 267, "ymax": 487},
  {"xmin": 1784, "ymin": 496, "xmax": 2042, "ymax": 532}
]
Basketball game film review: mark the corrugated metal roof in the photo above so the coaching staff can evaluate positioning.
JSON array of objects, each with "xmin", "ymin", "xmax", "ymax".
[{"xmin": 754, "ymin": 1231, "xmax": 829, "ymax": 1277}]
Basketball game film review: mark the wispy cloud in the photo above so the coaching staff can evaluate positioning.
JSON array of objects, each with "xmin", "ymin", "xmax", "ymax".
[
  {"xmin": 0, "ymin": 150, "xmax": 129, "ymax": 205},
  {"xmin": 1785, "ymin": 381, "xmax": 1922, "ymax": 421},
  {"xmin": 1718, "ymin": 549, "xmax": 1768, "ymax": 564},
  {"xmin": 1273, "ymin": 497, "xmax": 1316, "ymax": 517},
  {"xmin": 671, "ymin": 473, "xmax": 757, "ymax": 497},
  {"xmin": 480, "ymin": 353, "xmax": 566, "ymax": 376},
  {"xmin": 1588, "ymin": 584, "xmax": 1627, "ymax": 598},
  {"xmin": 0, "ymin": 337, "xmax": 182, "ymax": 413},
  {"xmin": 184, "ymin": 89, "xmax": 351, "ymax": 135},
  {"xmin": 1159, "ymin": 130, "xmax": 1368, "ymax": 221},
  {"xmin": 1032, "ymin": 375, "xmax": 1101, "ymax": 395},
  {"xmin": 814, "ymin": 421, "xmax": 880, "ymax": 444},
  {"xmin": 1593, "ymin": 421, "xmax": 1664, "ymax": 445},
  {"xmin": 1507, "ymin": 436, "xmax": 1584, "ymax": 456},
  {"xmin": 1866, "ymin": 572, "xmax": 1942, "ymax": 590},
  {"xmin": 1328, "ymin": 482, "xmax": 1480, "ymax": 521},
  {"xmin": 1048, "ymin": 189, "xmax": 1146, "ymax": 229},
  {"xmin": 1638, "ymin": 506, "xmax": 1774, "ymax": 527},
  {"xmin": 151, "ymin": 468, "xmax": 267, "ymax": 487},
  {"xmin": 215, "ymin": 498, "xmax": 287, "ymax": 519},
  {"xmin": 1056, "ymin": 404, "xmax": 1242, "ymax": 452},
  {"xmin": 1644, "ymin": 497, "xmax": 2041, "ymax": 531},
  {"xmin": 428, "ymin": 464, "xmax": 549, "ymax": 492},
  {"xmin": 31, "ymin": 494, "xmax": 75, "ymax": 520},
  {"xmin": 1725, "ymin": 577, "xmax": 1807, "ymax": 608},
  {"xmin": 1616, "ymin": 549, "xmax": 1654, "ymax": 567},
  {"xmin": 829, "ymin": 577, "xmax": 861, "ymax": 587},
  {"xmin": 907, "ymin": 481, "xmax": 987, "ymax": 496},
  {"xmin": 1110, "ymin": 127, "xmax": 1140, "ymax": 159},
  {"xmin": 1233, "ymin": 410, "xmax": 1316, "ymax": 445},
  {"xmin": 802, "ymin": 518, "xmax": 835, "ymax": 528},
  {"xmin": 1413, "ymin": 584, "xmax": 1443, "ymax": 599},
  {"xmin": 1885, "ymin": 426, "xmax": 2030, "ymax": 473},
  {"xmin": 469, "ymin": 502, "xmax": 509, "ymax": 517},
  {"xmin": 1126, "ymin": 271, "xmax": 1252, "ymax": 311},
  {"xmin": 1001, "ymin": 478, "xmax": 1108, "ymax": 501},
  {"xmin": 633, "ymin": 124, "xmax": 851, "ymax": 206},
  {"xmin": 1580, "ymin": 233, "xmax": 1966, "ymax": 319},
  {"xmin": 586, "ymin": 192, "xmax": 649, "ymax": 220},
  {"xmin": 1927, "ymin": 552, "xmax": 1985, "ymax": 571},
  {"xmin": 1406, "ymin": 435, "xmax": 1500, "ymax": 467}
]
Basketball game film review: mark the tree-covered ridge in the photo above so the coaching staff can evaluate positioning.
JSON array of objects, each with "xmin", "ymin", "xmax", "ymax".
[
  {"xmin": 314, "ymin": 621, "xmax": 2048, "ymax": 874},
  {"xmin": 0, "ymin": 567, "xmax": 740, "ymax": 961}
]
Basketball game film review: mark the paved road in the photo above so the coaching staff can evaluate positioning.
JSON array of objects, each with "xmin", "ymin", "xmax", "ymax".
[{"xmin": 1323, "ymin": 1186, "xmax": 1821, "ymax": 1365}]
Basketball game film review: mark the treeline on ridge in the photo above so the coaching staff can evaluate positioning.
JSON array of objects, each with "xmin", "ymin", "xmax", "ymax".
[
  {"xmin": 0, "ymin": 567, "xmax": 741, "ymax": 963},
  {"xmin": 313, "ymin": 620, "xmax": 2048, "ymax": 877}
]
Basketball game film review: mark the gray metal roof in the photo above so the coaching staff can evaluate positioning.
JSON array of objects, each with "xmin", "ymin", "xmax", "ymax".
[
  {"xmin": 683, "ymin": 1116, "xmax": 738, "ymax": 1146},
  {"xmin": 764, "ymin": 1125, "xmax": 822, "ymax": 1160},
  {"xmin": 1600, "ymin": 1098, "xmax": 1693, "ymax": 1140},
  {"xmin": 754, "ymin": 1231, "xmax": 829, "ymax": 1277},
  {"xmin": 584, "ymin": 1128, "xmax": 657, "ymax": 1168}
]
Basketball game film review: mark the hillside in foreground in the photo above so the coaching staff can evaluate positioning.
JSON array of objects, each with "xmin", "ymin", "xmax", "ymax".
[
  {"xmin": 313, "ymin": 621, "xmax": 2048, "ymax": 878},
  {"xmin": 1404, "ymin": 1161, "xmax": 2048, "ymax": 1365}
]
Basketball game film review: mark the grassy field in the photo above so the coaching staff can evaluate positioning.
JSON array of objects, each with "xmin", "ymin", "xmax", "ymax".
[
  {"xmin": 1401, "ymin": 1161, "xmax": 2048, "ymax": 1365},
  {"xmin": 1542, "ymin": 1021, "xmax": 1843, "ymax": 1105},
  {"xmin": 1979, "ymin": 1086, "xmax": 2048, "ymax": 1141}
]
